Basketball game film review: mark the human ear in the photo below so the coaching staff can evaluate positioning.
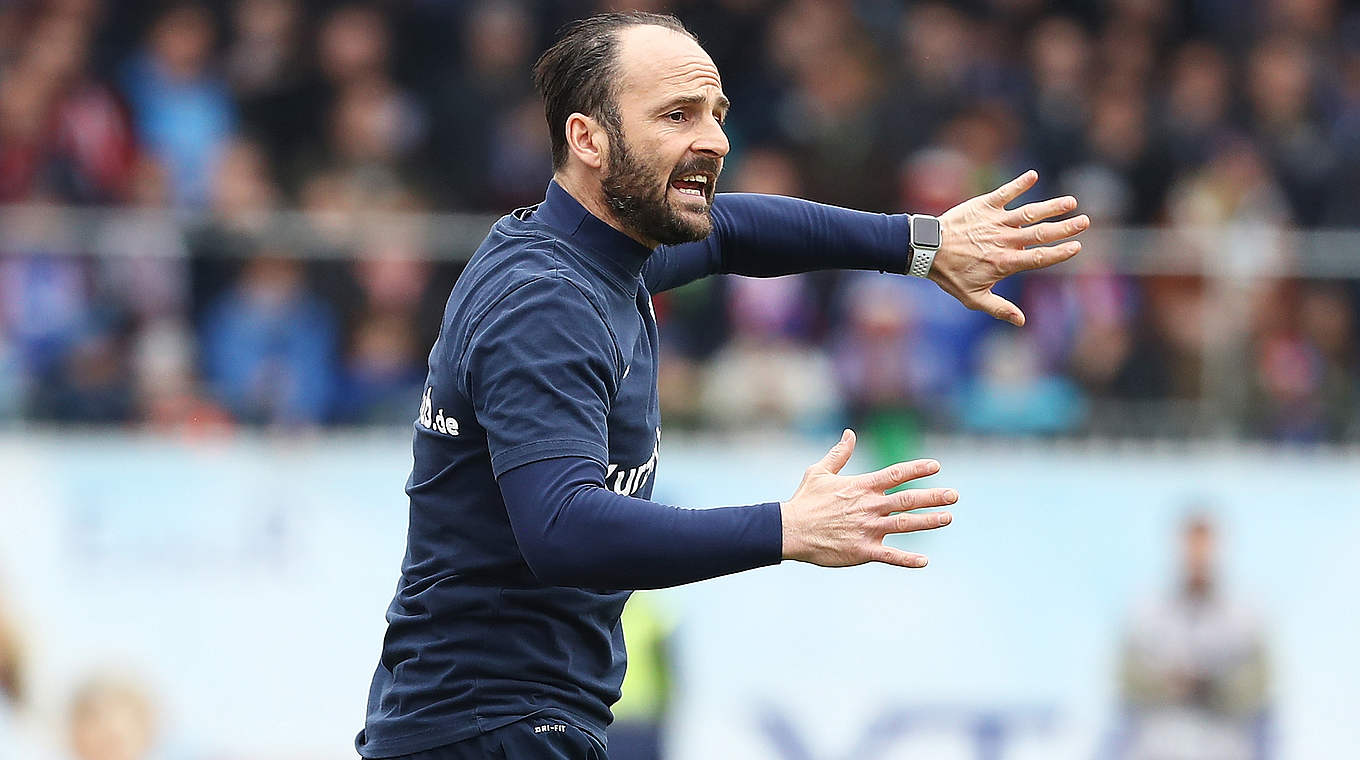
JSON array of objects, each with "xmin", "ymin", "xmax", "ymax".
[{"xmin": 565, "ymin": 113, "xmax": 607, "ymax": 170}]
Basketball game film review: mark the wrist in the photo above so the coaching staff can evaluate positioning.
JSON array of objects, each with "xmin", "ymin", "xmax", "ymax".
[{"xmin": 778, "ymin": 501, "xmax": 802, "ymax": 562}]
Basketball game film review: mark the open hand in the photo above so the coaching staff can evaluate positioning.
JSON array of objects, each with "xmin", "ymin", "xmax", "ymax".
[
  {"xmin": 781, "ymin": 429, "xmax": 957, "ymax": 569},
  {"xmin": 931, "ymin": 169, "xmax": 1088, "ymax": 326}
]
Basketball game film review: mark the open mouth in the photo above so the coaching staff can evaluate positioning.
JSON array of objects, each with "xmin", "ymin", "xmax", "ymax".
[{"xmin": 670, "ymin": 172, "xmax": 712, "ymax": 199}]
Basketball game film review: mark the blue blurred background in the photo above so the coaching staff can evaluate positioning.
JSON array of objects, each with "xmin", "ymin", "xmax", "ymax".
[{"xmin": 1, "ymin": 1, "xmax": 1358, "ymax": 759}]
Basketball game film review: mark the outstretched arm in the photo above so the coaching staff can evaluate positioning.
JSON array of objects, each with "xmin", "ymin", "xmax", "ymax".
[
  {"xmin": 643, "ymin": 193, "xmax": 908, "ymax": 291},
  {"xmin": 645, "ymin": 170, "xmax": 1088, "ymax": 326},
  {"xmin": 472, "ymin": 277, "xmax": 956, "ymax": 591},
  {"xmin": 498, "ymin": 430, "xmax": 957, "ymax": 590}
]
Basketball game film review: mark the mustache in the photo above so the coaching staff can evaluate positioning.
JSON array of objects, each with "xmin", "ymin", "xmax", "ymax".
[{"xmin": 669, "ymin": 157, "xmax": 723, "ymax": 183}]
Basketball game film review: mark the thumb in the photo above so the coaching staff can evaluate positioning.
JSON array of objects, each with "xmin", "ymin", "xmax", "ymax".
[
  {"xmin": 815, "ymin": 428, "xmax": 856, "ymax": 474},
  {"xmin": 976, "ymin": 291, "xmax": 1026, "ymax": 327}
]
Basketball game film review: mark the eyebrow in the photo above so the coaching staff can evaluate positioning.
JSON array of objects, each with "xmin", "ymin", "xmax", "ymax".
[{"xmin": 658, "ymin": 92, "xmax": 731, "ymax": 113}]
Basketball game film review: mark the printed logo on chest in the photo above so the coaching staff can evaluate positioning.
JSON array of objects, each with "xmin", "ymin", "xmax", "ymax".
[
  {"xmin": 606, "ymin": 429, "xmax": 660, "ymax": 496},
  {"xmin": 417, "ymin": 386, "xmax": 459, "ymax": 436}
]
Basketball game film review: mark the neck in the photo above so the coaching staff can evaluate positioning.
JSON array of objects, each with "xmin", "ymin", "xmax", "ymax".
[
  {"xmin": 553, "ymin": 170, "xmax": 658, "ymax": 250},
  {"xmin": 1184, "ymin": 576, "xmax": 1212, "ymax": 600}
]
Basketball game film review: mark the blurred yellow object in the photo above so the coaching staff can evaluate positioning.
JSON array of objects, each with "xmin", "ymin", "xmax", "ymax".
[{"xmin": 613, "ymin": 592, "xmax": 675, "ymax": 723}]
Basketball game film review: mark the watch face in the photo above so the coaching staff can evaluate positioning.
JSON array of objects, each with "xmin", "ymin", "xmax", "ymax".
[{"xmin": 912, "ymin": 216, "xmax": 942, "ymax": 248}]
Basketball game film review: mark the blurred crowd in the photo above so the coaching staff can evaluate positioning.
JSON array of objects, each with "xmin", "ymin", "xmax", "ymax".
[{"xmin": 2, "ymin": 0, "xmax": 1359, "ymax": 441}]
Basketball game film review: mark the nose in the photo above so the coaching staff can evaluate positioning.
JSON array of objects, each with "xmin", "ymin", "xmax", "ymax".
[{"xmin": 692, "ymin": 114, "xmax": 729, "ymax": 158}]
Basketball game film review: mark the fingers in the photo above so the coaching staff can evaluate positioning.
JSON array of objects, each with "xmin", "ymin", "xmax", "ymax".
[
  {"xmin": 1003, "ymin": 240, "xmax": 1083, "ymax": 276},
  {"xmin": 871, "ymin": 545, "xmax": 930, "ymax": 569},
  {"xmin": 858, "ymin": 458, "xmax": 939, "ymax": 492},
  {"xmin": 986, "ymin": 169, "xmax": 1038, "ymax": 208},
  {"xmin": 881, "ymin": 487, "xmax": 958, "ymax": 513},
  {"xmin": 968, "ymin": 290, "xmax": 1025, "ymax": 327},
  {"xmin": 812, "ymin": 428, "xmax": 856, "ymax": 474},
  {"xmin": 1015, "ymin": 214, "xmax": 1089, "ymax": 246},
  {"xmin": 878, "ymin": 509, "xmax": 953, "ymax": 536},
  {"xmin": 1007, "ymin": 195, "xmax": 1076, "ymax": 225}
]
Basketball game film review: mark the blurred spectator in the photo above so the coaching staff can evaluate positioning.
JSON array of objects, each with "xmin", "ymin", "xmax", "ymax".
[
  {"xmin": 831, "ymin": 273, "xmax": 989, "ymax": 425},
  {"xmin": 0, "ymin": 330, "xmax": 19, "ymax": 421},
  {"xmin": 898, "ymin": 146, "xmax": 981, "ymax": 216},
  {"xmin": 1025, "ymin": 270, "xmax": 1157, "ymax": 405},
  {"xmin": 1159, "ymin": 42, "xmax": 1234, "ymax": 171},
  {"xmin": 133, "ymin": 318, "xmax": 231, "ymax": 435},
  {"xmin": 317, "ymin": 4, "xmax": 390, "ymax": 89},
  {"xmin": 767, "ymin": 2, "xmax": 896, "ymax": 209},
  {"xmin": 120, "ymin": 3, "xmax": 237, "ymax": 208},
  {"xmin": 187, "ymin": 136, "xmax": 283, "ymax": 343},
  {"xmin": 1115, "ymin": 513, "xmax": 1271, "ymax": 760},
  {"xmin": 326, "ymin": 76, "xmax": 427, "ymax": 181},
  {"xmin": 95, "ymin": 157, "xmax": 188, "ymax": 323},
  {"xmin": 432, "ymin": 0, "xmax": 546, "ymax": 210},
  {"xmin": 211, "ymin": 138, "xmax": 277, "ymax": 226},
  {"xmin": 28, "ymin": 320, "xmax": 136, "ymax": 424},
  {"xmin": 225, "ymin": 0, "xmax": 302, "ymax": 99},
  {"xmin": 1245, "ymin": 35, "xmax": 1335, "ymax": 226},
  {"xmin": 953, "ymin": 330, "xmax": 1087, "ymax": 434},
  {"xmin": 338, "ymin": 311, "xmax": 424, "ymax": 425},
  {"xmin": 938, "ymin": 103, "xmax": 1028, "ymax": 202},
  {"xmin": 1142, "ymin": 274, "xmax": 1210, "ymax": 401},
  {"xmin": 700, "ymin": 275, "xmax": 838, "ymax": 432},
  {"xmin": 0, "ymin": 10, "xmax": 135, "ymax": 204},
  {"xmin": 1025, "ymin": 16, "xmax": 1092, "ymax": 182},
  {"xmin": 294, "ymin": 2, "xmax": 431, "ymax": 202},
  {"xmin": 1244, "ymin": 281, "xmax": 1356, "ymax": 441},
  {"xmin": 225, "ymin": 0, "xmax": 308, "ymax": 167},
  {"xmin": 0, "ymin": 589, "xmax": 51, "ymax": 758},
  {"xmin": 1081, "ymin": 81, "xmax": 1168, "ymax": 225},
  {"xmin": 0, "ymin": 593, "xmax": 26, "ymax": 742},
  {"xmin": 0, "ymin": 205, "xmax": 101, "ymax": 419},
  {"xmin": 201, "ymin": 254, "xmax": 338, "ymax": 426},
  {"xmin": 1168, "ymin": 138, "xmax": 1292, "ymax": 234},
  {"xmin": 482, "ymin": 96, "xmax": 555, "ymax": 211},
  {"xmin": 889, "ymin": 2, "xmax": 979, "ymax": 150},
  {"xmin": 66, "ymin": 673, "xmax": 160, "ymax": 760}
]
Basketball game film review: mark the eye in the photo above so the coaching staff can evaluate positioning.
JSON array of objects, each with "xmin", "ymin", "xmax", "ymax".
[{"xmin": 666, "ymin": 111, "xmax": 686, "ymax": 123}]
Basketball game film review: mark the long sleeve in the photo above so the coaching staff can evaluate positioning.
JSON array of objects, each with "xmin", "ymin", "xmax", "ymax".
[
  {"xmin": 498, "ymin": 456, "xmax": 783, "ymax": 589},
  {"xmin": 643, "ymin": 193, "xmax": 910, "ymax": 292}
]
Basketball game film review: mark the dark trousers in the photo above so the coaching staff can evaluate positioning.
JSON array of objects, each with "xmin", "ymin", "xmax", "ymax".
[
  {"xmin": 605, "ymin": 721, "xmax": 661, "ymax": 760},
  {"xmin": 393, "ymin": 717, "xmax": 606, "ymax": 760}
]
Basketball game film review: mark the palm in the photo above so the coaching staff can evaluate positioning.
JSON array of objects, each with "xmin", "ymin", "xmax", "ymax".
[{"xmin": 929, "ymin": 170, "xmax": 1089, "ymax": 327}]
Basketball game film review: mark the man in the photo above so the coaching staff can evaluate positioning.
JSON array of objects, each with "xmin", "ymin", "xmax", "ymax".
[
  {"xmin": 1116, "ymin": 514, "xmax": 1271, "ymax": 760},
  {"xmin": 358, "ymin": 12, "xmax": 1088, "ymax": 760}
]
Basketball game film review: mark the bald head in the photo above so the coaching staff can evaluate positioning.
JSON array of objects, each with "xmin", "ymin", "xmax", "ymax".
[
  {"xmin": 533, "ymin": 13, "xmax": 698, "ymax": 169},
  {"xmin": 614, "ymin": 24, "xmax": 722, "ymax": 96}
]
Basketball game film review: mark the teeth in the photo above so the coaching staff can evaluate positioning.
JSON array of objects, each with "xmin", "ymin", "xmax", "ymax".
[{"xmin": 680, "ymin": 175, "xmax": 708, "ymax": 184}]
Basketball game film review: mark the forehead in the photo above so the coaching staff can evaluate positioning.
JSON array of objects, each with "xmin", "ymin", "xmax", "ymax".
[{"xmin": 614, "ymin": 25, "xmax": 723, "ymax": 104}]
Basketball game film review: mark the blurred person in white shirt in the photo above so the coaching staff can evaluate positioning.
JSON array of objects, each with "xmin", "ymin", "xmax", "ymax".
[{"xmin": 1115, "ymin": 513, "xmax": 1271, "ymax": 760}]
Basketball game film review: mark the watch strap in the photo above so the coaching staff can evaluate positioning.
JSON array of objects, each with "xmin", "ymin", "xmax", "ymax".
[{"xmin": 908, "ymin": 246, "xmax": 937, "ymax": 278}]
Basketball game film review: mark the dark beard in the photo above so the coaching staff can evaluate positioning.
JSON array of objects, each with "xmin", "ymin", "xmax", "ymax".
[{"xmin": 601, "ymin": 130, "xmax": 718, "ymax": 247}]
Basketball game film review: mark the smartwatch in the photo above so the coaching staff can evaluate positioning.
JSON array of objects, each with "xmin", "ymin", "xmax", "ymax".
[{"xmin": 907, "ymin": 214, "xmax": 942, "ymax": 278}]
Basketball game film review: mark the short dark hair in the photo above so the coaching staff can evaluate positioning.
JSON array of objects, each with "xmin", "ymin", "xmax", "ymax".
[{"xmin": 532, "ymin": 12, "xmax": 697, "ymax": 169}]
